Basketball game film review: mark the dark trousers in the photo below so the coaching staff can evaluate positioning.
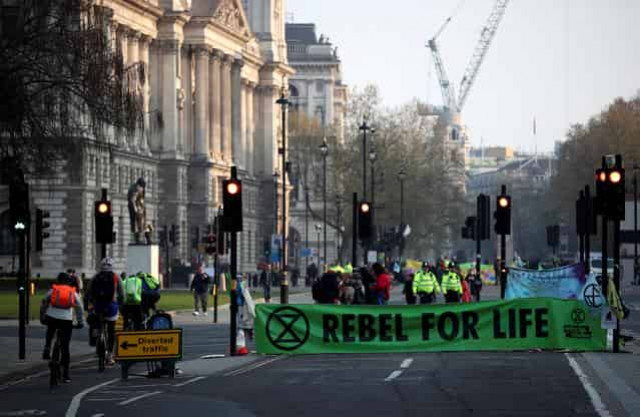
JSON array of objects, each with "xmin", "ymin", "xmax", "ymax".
[
  {"xmin": 418, "ymin": 292, "xmax": 434, "ymax": 304},
  {"xmin": 122, "ymin": 304, "xmax": 144, "ymax": 330},
  {"xmin": 194, "ymin": 292, "xmax": 208, "ymax": 312},
  {"xmin": 445, "ymin": 291, "xmax": 460, "ymax": 303},
  {"xmin": 45, "ymin": 317, "xmax": 73, "ymax": 369}
]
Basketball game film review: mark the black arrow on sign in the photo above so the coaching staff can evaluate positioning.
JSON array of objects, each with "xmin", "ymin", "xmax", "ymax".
[{"xmin": 120, "ymin": 341, "xmax": 138, "ymax": 350}]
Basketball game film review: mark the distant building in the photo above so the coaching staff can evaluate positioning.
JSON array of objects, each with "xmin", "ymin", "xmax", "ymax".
[{"xmin": 285, "ymin": 23, "xmax": 348, "ymax": 270}]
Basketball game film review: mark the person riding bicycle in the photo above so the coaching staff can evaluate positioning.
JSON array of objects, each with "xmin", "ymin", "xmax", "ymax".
[
  {"xmin": 122, "ymin": 272, "xmax": 145, "ymax": 330},
  {"xmin": 89, "ymin": 257, "xmax": 123, "ymax": 366},
  {"xmin": 42, "ymin": 272, "xmax": 84, "ymax": 383},
  {"xmin": 140, "ymin": 272, "xmax": 161, "ymax": 318}
]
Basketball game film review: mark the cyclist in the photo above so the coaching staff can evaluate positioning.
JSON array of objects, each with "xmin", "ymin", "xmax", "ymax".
[
  {"xmin": 141, "ymin": 272, "xmax": 161, "ymax": 318},
  {"xmin": 122, "ymin": 272, "xmax": 144, "ymax": 330},
  {"xmin": 89, "ymin": 257, "xmax": 123, "ymax": 366},
  {"xmin": 42, "ymin": 272, "xmax": 84, "ymax": 383}
]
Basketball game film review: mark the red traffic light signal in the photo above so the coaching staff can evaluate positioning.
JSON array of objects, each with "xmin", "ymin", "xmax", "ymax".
[
  {"xmin": 595, "ymin": 164, "xmax": 625, "ymax": 220},
  {"xmin": 222, "ymin": 179, "xmax": 243, "ymax": 232},
  {"xmin": 359, "ymin": 202, "xmax": 370, "ymax": 213},
  {"xmin": 226, "ymin": 181, "xmax": 240, "ymax": 195},
  {"xmin": 94, "ymin": 200, "xmax": 114, "ymax": 244},
  {"xmin": 358, "ymin": 201, "xmax": 373, "ymax": 240}
]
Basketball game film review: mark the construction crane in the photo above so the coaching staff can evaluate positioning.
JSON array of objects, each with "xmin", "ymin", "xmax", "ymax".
[{"xmin": 427, "ymin": 0, "xmax": 510, "ymax": 113}]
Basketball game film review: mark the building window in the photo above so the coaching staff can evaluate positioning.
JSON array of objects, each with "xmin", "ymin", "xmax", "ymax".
[{"xmin": 315, "ymin": 80, "xmax": 324, "ymax": 93}]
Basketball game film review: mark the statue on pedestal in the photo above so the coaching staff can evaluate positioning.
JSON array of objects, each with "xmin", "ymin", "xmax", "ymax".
[{"xmin": 128, "ymin": 177, "xmax": 147, "ymax": 244}]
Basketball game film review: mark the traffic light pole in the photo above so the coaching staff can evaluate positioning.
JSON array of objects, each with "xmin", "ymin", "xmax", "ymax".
[
  {"xmin": 613, "ymin": 218, "xmax": 621, "ymax": 353},
  {"xmin": 500, "ymin": 233, "xmax": 506, "ymax": 299},
  {"xmin": 352, "ymin": 192, "xmax": 358, "ymax": 266},
  {"xmin": 585, "ymin": 186, "xmax": 592, "ymax": 274},
  {"xmin": 18, "ymin": 230, "xmax": 26, "ymax": 359},
  {"xmin": 229, "ymin": 230, "xmax": 238, "ymax": 356}
]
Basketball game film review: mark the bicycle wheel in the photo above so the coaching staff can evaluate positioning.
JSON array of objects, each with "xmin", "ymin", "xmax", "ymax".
[
  {"xmin": 97, "ymin": 327, "xmax": 106, "ymax": 372},
  {"xmin": 49, "ymin": 337, "xmax": 61, "ymax": 389}
]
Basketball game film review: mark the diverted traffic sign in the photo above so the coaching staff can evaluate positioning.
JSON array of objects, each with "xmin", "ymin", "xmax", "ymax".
[
  {"xmin": 115, "ymin": 329, "xmax": 182, "ymax": 360},
  {"xmin": 255, "ymin": 299, "xmax": 606, "ymax": 355}
]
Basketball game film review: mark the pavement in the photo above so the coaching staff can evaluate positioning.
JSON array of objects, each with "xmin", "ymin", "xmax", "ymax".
[{"xmin": 0, "ymin": 280, "xmax": 639, "ymax": 416}]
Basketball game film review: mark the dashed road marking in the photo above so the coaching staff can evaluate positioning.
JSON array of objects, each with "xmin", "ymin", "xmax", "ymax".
[
  {"xmin": 384, "ymin": 370, "xmax": 403, "ymax": 382},
  {"xmin": 172, "ymin": 376, "xmax": 205, "ymax": 387},
  {"xmin": 117, "ymin": 390, "xmax": 162, "ymax": 406},
  {"xmin": 400, "ymin": 358, "xmax": 414, "ymax": 369},
  {"xmin": 224, "ymin": 356, "xmax": 283, "ymax": 377},
  {"xmin": 65, "ymin": 378, "xmax": 118, "ymax": 417}
]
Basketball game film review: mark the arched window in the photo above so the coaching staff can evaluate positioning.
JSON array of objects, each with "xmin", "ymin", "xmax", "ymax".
[
  {"xmin": 288, "ymin": 84, "xmax": 300, "ymax": 112},
  {"xmin": 0, "ymin": 210, "xmax": 16, "ymax": 255}
]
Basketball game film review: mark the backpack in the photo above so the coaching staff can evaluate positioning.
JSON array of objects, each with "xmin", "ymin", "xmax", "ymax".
[
  {"xmin": 91, "ymin": 271, "xmax": 117, "ymax": 304},
  {"xmin": 50, "ymin": 284, "xmax": 76, "ymax": 309},
  {"xmin": 123, "ymin": 276, "xmax": 143, "ymax": 305},
  {"xmin": 312, "ymin": 279, "xmax": 324, "ymax": 302}
]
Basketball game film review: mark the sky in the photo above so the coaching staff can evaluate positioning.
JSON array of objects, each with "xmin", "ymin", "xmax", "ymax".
[{"xmin": 286, "ymin": 0, "xmax": 640, "ymax": 153}]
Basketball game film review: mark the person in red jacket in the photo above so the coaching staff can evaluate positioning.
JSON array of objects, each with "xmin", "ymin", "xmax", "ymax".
[
  {"xmin": 371, "ymin": 263, "xmax": 391, "ymax": 305},
  {"xmin": 461, "ymin": 273, "xmax": 472, "ymax": 303}
]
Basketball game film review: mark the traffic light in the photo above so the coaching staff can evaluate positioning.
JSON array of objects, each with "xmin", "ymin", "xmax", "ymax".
[
  {"xmin": 94, "ymin": 199, "xmax": 114, "ymax": 244},
  {"xmin": 9, "ymin": 177, "xmax": 29, "ymax": 231},
  {"xmin": 461, "ymin": 216, "xmax": 476, "ymax": 240},
  {"xmin": 222, "ymin": 179, "xmax": 243, "ymax": 232},
  {"xmin": 205, "ymin": 233, "xmax": 217, "ymax": 255},
  {"xmin": 35, "ymin": 209, "xmax": 50, "ymax": 251},
  {"xmin": 595, "ymin": 166, "xmax": 625, "ymax": 220},
  {"xmin": 358, "ymin": 201, "xmax": 373, "ymax": 240},
  {"xmin": 217, "ymin": 231, "xmax": 228, "ymax": 255},
  {"xmin": 494, "ymin": 194, "xmax": 511, "ymax": 235},
  {"xmin": 477, "ymin": 194, "xmax": 491, "ymax": 240},
  {"xmin": 169, "ymin": 224, "xmax": 177, "ymax": 247}
]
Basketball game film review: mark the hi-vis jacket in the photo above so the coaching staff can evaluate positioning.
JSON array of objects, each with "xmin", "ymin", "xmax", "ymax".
[
  {"xmin": 413, "ymin": 270, "xmax": 440, "ymax": 294},
  {"xmin": 441, "ymin": 271, "xmax": 463, "ymax": 294}
]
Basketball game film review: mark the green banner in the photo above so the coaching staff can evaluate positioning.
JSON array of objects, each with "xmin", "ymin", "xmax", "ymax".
[{"xmin": 255, "ymin": 298, "xmax": 606, "ymax": 354}]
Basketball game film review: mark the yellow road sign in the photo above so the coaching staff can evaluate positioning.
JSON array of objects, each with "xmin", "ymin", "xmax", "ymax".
[{"xmin": 114, "ymin": 329, "xmax": 182, "ymax": 361}]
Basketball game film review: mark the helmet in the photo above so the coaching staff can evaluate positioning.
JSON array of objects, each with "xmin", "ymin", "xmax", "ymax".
[
  {"xmin": 448, "ymin": 260, "xmax": 456, "ymax": 268},
  {"xmin": 57, "ymin": 272, "xmax": 71, "ymax": 284},
  {"xmin": 100, "ymin": 257, "xmax": 114, "ymax": 271}
]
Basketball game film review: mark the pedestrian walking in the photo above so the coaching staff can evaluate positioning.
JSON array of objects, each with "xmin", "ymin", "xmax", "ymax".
[
  {"xmin": 461, "ymin": 274, "xmax": 472, "ymax": 303},
  {"xmin": 371, "ymin": 263, "xmax": 391, "ymax": 305},
  {"xmin": 319, "ymin": 271, "xmax": 340, "ymax": 304},
  {"xmin": 190, "ymin": 265, "xmax": 210, "ymax": 316},
  {"xmin": 260, "ymin": 265, "xmax": 272, "ymax": 303},
  {"xmin": 469, "ymin": 271, "xmax": 483, "ymax": 301},
  {"xmin": 402, "ymin": 269, "xmax": 417, "ymax": 305}
]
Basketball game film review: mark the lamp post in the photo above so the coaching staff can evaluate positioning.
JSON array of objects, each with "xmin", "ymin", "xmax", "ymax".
[
  {"xmin": 358, "ymin": 119, "xmax": 374, "ymax": 199},
  {"xmin": 272, "ymin": 171, "xmax": 279, "ymax": 268},
  {"xmin": 304, "ymin": 185, "xmax": 310, "ymax": 284},
  {"xmin": 336, "ymin": 195, "xmax": 343, "ymax": 264},
  {"xmin": 369, "ymin": 146, "xmax": 377, "ymax": 235},
  {"xmin": 398, "ymin": 166, "xmax": 407, "ymax": 258},
  {"xmin": 634, "ymin": 165, "xmax": 639, "ymax": 285},
  {"xmin": 319, "ymin": 138, "xmax": 328, "ymax": 271},
  {"xmin": 276, "ymin": 90, "xmax": 290, "ymax": 304},
  {"xmin": 314, "ymin": 224, "xmax": 322, "ymax": 267}
]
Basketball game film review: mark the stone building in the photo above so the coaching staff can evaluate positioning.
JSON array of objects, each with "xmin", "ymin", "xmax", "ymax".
[
  {"xmin": 284, "ymin": 23, "xmax": 347, "ymax": 271},
  {"xmin": 0, "ymin": 0, "xmax": 293, "ymax": 282}
]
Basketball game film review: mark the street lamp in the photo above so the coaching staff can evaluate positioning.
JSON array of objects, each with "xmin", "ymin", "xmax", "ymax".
[
  {"xmin": 304, "ymin": 184, "xmax": 310, "ymax": 284},
  {"xmin": 398, "ymin": 166, "xmax": 407, "ymax": 258},
  {"xmin": 275, "ymin": 90, "xmax": 290, "ymax": 304},
  {"xmin": 272, "ymin": 171, "xmax": 279, "ymax": 268},
  {"xmin": 358, "ymin": 119, "xmax": 374, "ymax": 199},
  {"xmin": 319, "ymin": 137, "xmax": 328, "ymax": 271},
  {"xmin": 336, "ymin": 194, "xmax": 343, "ymax": 264},
  {"xmin": 634, "ymin": 164, "xmax": 639, "ymax": 285},
  {"xmin": 314, "ymin": 224, "xmax": 322, "ymax": 267}
]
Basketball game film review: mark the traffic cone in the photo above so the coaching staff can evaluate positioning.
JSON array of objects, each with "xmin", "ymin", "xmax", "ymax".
[{"xmin": 236, "ymin": 329, "xmax": 248, "ymax": 355}]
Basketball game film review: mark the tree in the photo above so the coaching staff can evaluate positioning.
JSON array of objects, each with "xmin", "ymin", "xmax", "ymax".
[{"xmin": 0, "ymin": 0, "xmax": 144, "ymax": 175}]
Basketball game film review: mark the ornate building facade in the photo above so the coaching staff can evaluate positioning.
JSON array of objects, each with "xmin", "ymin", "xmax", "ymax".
[
  {"xmin": 0, "ymin": 0, "xmax": 293, "ymax": 282},
  {"xmin": 285, "ymin": 23, "xmax": 347, "ymax": 270}
]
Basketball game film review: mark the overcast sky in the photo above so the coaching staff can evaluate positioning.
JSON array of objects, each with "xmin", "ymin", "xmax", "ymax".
[{"xmin": 287, "ymin": 0, "xmax": 640, "ymax": 153}]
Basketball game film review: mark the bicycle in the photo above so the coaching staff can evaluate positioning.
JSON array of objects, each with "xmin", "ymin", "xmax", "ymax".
[
  {"xmin": 96, "ymin": 312, "xmax": 110, "ymax": 372},
  {"xmin": 49, "ymin": 328, "xmax": 63, "ymax": 389}
]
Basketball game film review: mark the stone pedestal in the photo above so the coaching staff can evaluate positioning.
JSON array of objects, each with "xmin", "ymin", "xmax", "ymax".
[{"xmin": 126, "ymin": 244, "xmax": 160, "ymax": 281}]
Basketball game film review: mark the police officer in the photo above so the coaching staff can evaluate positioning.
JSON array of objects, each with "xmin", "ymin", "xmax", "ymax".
[
  {"xmin": 441, "ymin": 261, "xmax": 463, "ymax": 303},
  {"xmin": 413, "ymin": 262, "xmax": 441, "ymax": 304}
]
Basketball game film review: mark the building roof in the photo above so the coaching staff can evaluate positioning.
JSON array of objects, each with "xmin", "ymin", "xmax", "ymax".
[{"xmin": 285, "ymin": 23, "xmax": 318, "ymax": 45}]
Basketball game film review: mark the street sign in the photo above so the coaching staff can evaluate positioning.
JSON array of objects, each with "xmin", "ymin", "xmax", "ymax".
[{"xmin": 114, "ymin": 329, "xmax": 182, "ymax": 361}]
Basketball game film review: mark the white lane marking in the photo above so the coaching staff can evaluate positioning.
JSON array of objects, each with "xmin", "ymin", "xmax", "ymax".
[
  {"xmin": 65, "ymin": 378, "xmax": 118, "ymax": 417},
  {"xmin": 224, "ymin": 356, "xmax": 283, "ymax": 377},
  {"xmin": 172, "ymin": 376, "xmax": 205, "ymax": 387},
  {"xmin": 384, "ymin": 370, "xmax": 403, "ymax": 382},
  {"xmin": 90, "ymin": 414, "xmax": 105, "ymax": 417},
  {"xmin": 564, "ymin": 354, "xmax": 612, "ymax": 417},
  {"xmin": 117, "ymin": 390, "xmax": 162, "ymax": 406},
  {"xmin": 400, "ymin": 358, "xmax": 414, "ymax": 369},
  {"xmin": 582, "ymin": 352, "xmax": 640, "ymax": 416}
]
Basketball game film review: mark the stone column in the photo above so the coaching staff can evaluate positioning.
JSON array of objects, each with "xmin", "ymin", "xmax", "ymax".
[
  {"xmin": 231, "ymin": 58, "xmax": 244, "ymax": 167},
  {"xmin": 306, "ymin": 80, "xmax": 314, "ymax": 119},
  {"xmin": 182, "ymin": 45, "xmax": 193, "ymax": 155},
  {"xmin": 139, "ymin": 35, "xmax": 152, "ymax": 153},
  {"xmin": 194, "ymin": 45, "xmax": 210, "ymax": 158},
  {"xmin": 209, "ymin": 50, "xmax": 221, "ymax": 160},
  {"xmin": 245, "ymin": 81, "xmax": 255, "ymax": 175},
  {"xmin": 117, "ymin": 26, "xmax": 129, "ymax": 66},
  {"xmin": 221, "ymin": 54, "xmax": 233, "ymax": 161},
  {"xmin": 160, "ymin": 40, "xmax": 180, "ymax": 156},
  {"xmin": 326, "ymin": 79, "xmax": 334, "ymax": 126}
]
